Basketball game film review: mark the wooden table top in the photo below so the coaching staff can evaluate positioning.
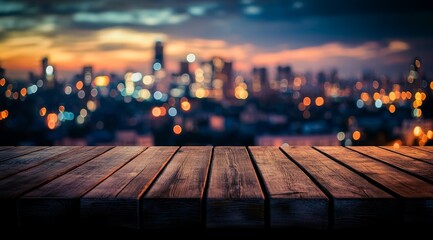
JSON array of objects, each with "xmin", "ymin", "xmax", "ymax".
[{"xmin": 0, "ymin": 146, "xmax": 433, "ymax": 231}]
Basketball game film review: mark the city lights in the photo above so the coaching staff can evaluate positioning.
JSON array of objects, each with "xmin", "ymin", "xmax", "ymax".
[
  {"xmin": 353, "ymin": 131, "xmax": 361, "ymax": 141},
  {"xmin": 173, "ymin": 125, "xmax": 182, "ymax": 135},
  {"xmin": 186, "ymin": 53, "xmax": 196, "ymax": 63},
  {"xmin": 93, "ymin": 76, "xmax": 110, "ymax": 87}
]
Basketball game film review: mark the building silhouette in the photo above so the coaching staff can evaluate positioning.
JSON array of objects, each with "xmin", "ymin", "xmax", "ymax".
[
  {"xmin": 252, "ymin": 67, "xmax": 269, "ymax": 96},
  {"xmin": 153, "ymin": 41, "xmax": 164, "ymax": 73}
]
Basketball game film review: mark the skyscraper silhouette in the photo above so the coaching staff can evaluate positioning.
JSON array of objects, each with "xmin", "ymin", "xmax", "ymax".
[{"xmin": 153, "ymin": 41, "xmax": 164, "ymax": 73}]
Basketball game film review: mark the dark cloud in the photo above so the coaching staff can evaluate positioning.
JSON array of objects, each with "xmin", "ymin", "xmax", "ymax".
[{"xmin": 1, "ymin": 0, "xmax": 433, "ymax": 76}]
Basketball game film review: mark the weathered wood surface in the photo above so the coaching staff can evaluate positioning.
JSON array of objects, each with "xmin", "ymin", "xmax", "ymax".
[
  {"xmin": 380, "ymin": 146, "xmax": 433, "ymax": 165},
  {"xmin": 249, "ymin": 146, "xmax": 328, "ymax": 229},
  {"xmin": 81, "ymin": 146, "xmax": 178, "ymax": 229},
  {"xmin": 0, "ymin": 146, "xmax": 80, "ymax": 180},
  {"xmin": 0, "ymin": 146, "xmax": 47, "ymax": 162},
  {"xmin": 0, "ymin": 146, "xmax": 112, "ymax": 227},
  {"xmin": 206, "ymin": 147, "xmax": 264, "ymax": 228},
  {"xmin": 142, "ymin": 146, "xmax": 212, "ymax": 228},
  {"xmin": 0, "ymin": 146, "xmax": 430, "ymax": 230},
  {"xmin": 17, "ymin": 146, "xmax": 145, "ymax": 226},
  {"xmin": 281, "ymin": 146, "xmax": 398, "ymax": 228},
  {"xmin": 349, "ymin": 146, "xmax": 433, "ymax": 183},
  {"xmin": 316, "ymin": 146, "xmax": 433, "ymax": 225}
]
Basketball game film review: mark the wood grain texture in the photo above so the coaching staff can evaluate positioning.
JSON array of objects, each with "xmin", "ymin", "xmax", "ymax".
[
  {"xmin": 249, "ymin": 146, "xmax": 328, "ymax": 229},
  {"xmin": 0, "ymin": 146, "xmax": 14, "ymax": 151},
  {"xmin": 281, "ymin": 146, "xmax": 398, "ymax": 228},
  {"xmin": 380, "ymin": 146, "xmax": 433, "ymax": 165},
  {"xmin": 0, "ymin": 146, "xmax": 47, "ymax": 162},
  {"xmin": 316, "ymin": 146, "xmax": 433, "ymax": 224},
  {"xmin": 349, "ymin": 146, "xmax": 433, "ymax": 183},
  {"xmin": 413, "ymin": 146, "xmax": 433, "ymax": 154},
  {"xmin": 142, "ymin": 146, "xmax": 212, "ymax": 228},
  {"xmin": 206, "ymin": 147, "xmax": 264, "ymax": 228},
  {"xmin": 81, "ymin": 146, "xmax": 178, "ymax": 229},
  {"xmin": 17, "ymin": 146, "xmax": 145, "ymax": 227},
  {"xmin": 0, "ymin": 146, "xmax": 112, "ymax": 228},
  {"xmin": 0, "ymin": 146, "xmax": 80, "ymax": 180}
]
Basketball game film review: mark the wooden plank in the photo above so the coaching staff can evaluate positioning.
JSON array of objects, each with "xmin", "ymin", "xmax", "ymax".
[
  {"xmin": 0, "ymin": 146, "xmax": 14, "ymax": 151},
  {"xmin": 0, "ymin": 146, "xmax": 112, "ymax": 227},
  {"xmin": 17, "ymin": 146, "xmax": 145, "ymax": 227},
  {"xmin": 0, "ymin": 146, "xmax": 48, "ymax": 162},
  {"xmin": 413, "ymin": 146, "xmax": 433, "ymax": 154},
  {"xmin": 0, "ymin": 146, "xmax": 80, "ymax": 180},
  {"xmin": 349, "ymin": 146, "xmax": 433, "ymax": 183},
  {"xmin": 142, "ymin": 146, "xmax": 212, "ymax": 228},
  {"xmin": 316, "ymin": 146, "xmax": 433, "ymax": 224},
  {"xmin": 281, "ymin": 146, "xmax": 398, "ymax": 228},
  {"xmin": 249, "ymin": 146, "xmax": 328, "ymax": 229},
  {"xmin": 380, "ymin": 146, "xmax": 433, "ymax": 165},
  {"xmin": 206, "ymin": 147, "xmax": 264, "ymax": 228},
  {"xmin": 81, "ymin": 146, "xmax": 178, "ymax": 229}
]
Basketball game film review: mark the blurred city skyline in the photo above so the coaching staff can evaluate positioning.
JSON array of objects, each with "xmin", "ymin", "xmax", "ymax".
[{"xmin": 1, "ymin": 0, "xmax": 433, "ymax": 80}]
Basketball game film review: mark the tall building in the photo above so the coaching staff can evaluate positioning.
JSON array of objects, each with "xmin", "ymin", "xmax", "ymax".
[
  {"xmin": 0, "ymin": 66, "xmax": 5, "ymax": 79},
  {"xmin": 209, "ymin": 56, "xmax": 233, "ymax": 99},
  {"xmin": 276, "ymin": 66, "xmax": 292, "ymax": 81},
  {"xmin": 82, "ymin": 66, "xmax": 93, "ymax": 86},
  {"xmin": 153, "ymin": 41, "xmax": 164, "ymax": 73},
  {"xmin": 179, "ymin": 61, "xmax": 189, "ymax": 75},
  {"xmin": 41, "ymin": 57, "xmax": 48, "ymax": 81},
  {"xmin": 41, "ymin": 57, "xmax": 55, "ymax": 87},
  {"xmin": 252, "ymin": 67, "xmax": 269, "ymax": 96}
]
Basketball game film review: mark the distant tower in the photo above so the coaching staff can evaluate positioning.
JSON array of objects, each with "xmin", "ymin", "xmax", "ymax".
[
  {"xmin": 152, "ymin": 41, "xmax": 164, "ymax": 73},
  {"xmin": 0, "ymin": 65, "xmax": 5, "ymax": 79},
  {"xmin": 41, "ymin": 57, "xmax": 55, "ymax": 87},
  {"xmin": 252, "ymin": 67, "xmax": 269, "ymax": 97},
  {"xmin": 41, "ymin": 57, "xmax": 48, "ymax": 81},
  {"xmin": 209, "ymin": 56, "xmax": 232, "ymax": 99},
  {"xmin": 179, "ymin": 61, "xmax": 189, "ymax": 75},
  {"xmin": 82, "ymin": 65, "xmax": 93, "ymax": 86}
]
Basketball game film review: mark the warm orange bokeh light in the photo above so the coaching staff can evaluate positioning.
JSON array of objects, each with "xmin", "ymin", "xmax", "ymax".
[
  {"xmin": 93, "ymin": 76, "xmax": 110, "ymax": 87},
  {"xmin": 0, "ymin": 78, "xmax": 5, "ymax": 87},
  {"xmin": 76, "ymin": 81, "xmax": 84, "ymax": 90},
  {"xmin": 315, "ymin": 97, "xmax": 324, "ymax": 106},
  {"xmin": 413, "ymin": 126, "xmax": 422, "ymax": 137},
  {"xmin": 151, "ymin": 107, "xmax": 161, "ymax": 117},
  {"xmin": 352, "ymin": 131, "xmax": 361, "ymax": 141},
  {"xmin": 360, "ymin": 92, "xmax": 369, "ymax": 102},
  {"xmin": 46, "ymin": 113, "xmax": 58, "ymax": 130},
  {"xmin": 20, "ymin": 88, "xmax": 27, "ymax": 97},
  {"xmin": 388, "ymin": 104, "xmax": 395, "ymax": 113},
  {"xmin": 303, "ymin": 97, "xmax": 311, "ymax": 106},
  {"xmin": 181, "ymin": 101, "xmax": 191, "ymax": 111},
  {"xmin": 39, "ymin": 107, "xmax": 47, "ymax": 116},
  {"xmin": 173, "ymin": 125, "xmax": 182, "ymax": 135}
]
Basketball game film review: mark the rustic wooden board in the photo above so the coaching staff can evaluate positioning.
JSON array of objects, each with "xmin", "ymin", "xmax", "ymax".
[
  {"xmin": 142, "ymin": 146, "xmax": 212, "ymax": 228},
  {"xmin": 0, "ymin": 146, "xmax": 80, "ymax": 180},
  {"xmin": 0, "ymin": 146, "xmax": 112, "ymax": 227},
  {"xmin": 0, "ymin": 146, "xmax": 14, "ymax": 151},
  {"xmin": 0, "ymin": 146, "xmax": 47, "ymax": 162},
  {"xmin": 380, "ymin": 146, "xmax": 433, "ymax": 165},
  {"xmin": 413, "ymin": 146, "xmax": 433, "ymax": 154},
  {"xmin": 81, "ymin": 146, "xmax": 178, "ymax": 229},
  {"xmin": 281, "ymin": 146, "xmax": 398, "ymax": 229},
  {"xmin": 249, "ymin": 146, "xmax": 328, "ymax": 229},
  {"xmin": 316, "ymin": 146, "xmax": 433, "ymax": 224},
  {"xmin": 17, "ymin": 146, "xmax": 145, "ymax": 227},
  {"xmin": 349, "ymin": 146, "xmax": 433, "ymax": 183},
  {"xmin": 206, "ymin": 147, "xmax": 264, "ymax": 228}
]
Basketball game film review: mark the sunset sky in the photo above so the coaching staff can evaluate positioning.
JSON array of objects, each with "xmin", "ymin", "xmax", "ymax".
[{"xmin": 1, "ymin": 0, "xmax": 433, "ymax": 80}]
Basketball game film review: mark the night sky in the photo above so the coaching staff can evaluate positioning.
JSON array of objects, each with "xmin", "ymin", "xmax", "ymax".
[{"xmin": 1, "ymin": 0, "xmax": 433, "ymax": 79}]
